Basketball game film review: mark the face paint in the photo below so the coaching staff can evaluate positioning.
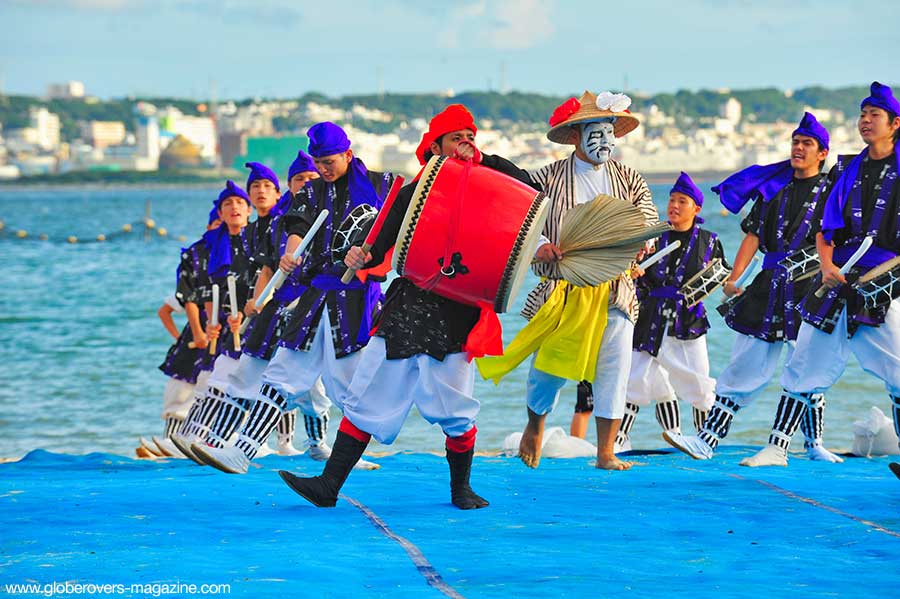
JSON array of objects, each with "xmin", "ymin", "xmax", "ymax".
[{"xmin": 580, "ymin": 119, "xmax": 616, "ymax": 164}]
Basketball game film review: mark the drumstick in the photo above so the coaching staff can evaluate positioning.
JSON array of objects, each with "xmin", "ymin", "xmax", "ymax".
[
  {"xmin": 637, "ymin": 240, "xmax": 680, "ymax": 270},
  {"xmin": 209, "ymin": 283, "xmax": 220, "ymax": 355},
  {"xmin": 341, "ymin": 176, "xmax": 405, "ymax": 284},
  {"xmin": 253, "ymin": 209, "xmax": 330, "ymax": 311},
  {"xmin": 227, "ymin": 274, "xmax": 241, "ymax": 352},
  {"xmin": 733, "ymin": 255, "xmax": 760, "ymax": 289},
  {"xmin": 814, "ymin": 236, "xmax": 874, "ymax": 298}
]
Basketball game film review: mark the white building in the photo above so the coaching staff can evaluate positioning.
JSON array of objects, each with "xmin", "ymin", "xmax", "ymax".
[
  {"xmin": 29, "ymin": 107, "xmax": 61, "ymax": 151},
  {"xmin": 158, "ymin": 107, "xmax": 217, "ymax": 161},
  {"xmin": 47, "ymin": 81, "xmax": 85, "ymax": 100},
  {"xmin": 720, "ymin": 97, "xmax": 742, "ymax": 125}
]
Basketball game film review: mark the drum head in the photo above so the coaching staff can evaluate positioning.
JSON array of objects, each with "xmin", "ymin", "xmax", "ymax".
[
  {"xmin": 393, "ymin": 155, "xmax": 445, "ymax": 275},
  {"xmin": 494, "ymin": 193, "xmax": 550, "ymax": 312},
  {"xmin": 332, "ymin": 204, "xmax": 378, "ymax": 262},
  {"xmin": 680, "ymin": 258, "xmax": 731, "ymax": 308},
  {"xmin": 858, "ymin": 255, "xmax": 900, "ymax": 284}
]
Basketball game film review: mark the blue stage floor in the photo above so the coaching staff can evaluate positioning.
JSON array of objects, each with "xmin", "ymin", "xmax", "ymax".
[{"xmin": 2, "ymin": 447, "xmax": 898, "ymax": 598}]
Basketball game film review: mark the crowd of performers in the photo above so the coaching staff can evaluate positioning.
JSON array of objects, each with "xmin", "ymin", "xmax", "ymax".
[{"xmin": 144, "ymin": 81, "xmax": 900, "ymax": 509}]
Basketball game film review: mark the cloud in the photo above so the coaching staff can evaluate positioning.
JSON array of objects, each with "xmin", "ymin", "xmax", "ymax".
[
  {"xmin": 429, "ymin": 0, "xmax": 555, "ymax": 50},
  {"xmin": 487, "ymin": 0, "xmax": 555, "ymax": 50}
]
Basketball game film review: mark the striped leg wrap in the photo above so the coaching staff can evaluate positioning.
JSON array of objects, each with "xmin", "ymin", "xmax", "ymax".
[
  {"xmin": 799, "ymin": 393, "xmax": 826, "ymax": 449},
  {"xmin": 304, "ymin": 412, "xmax": 330, "ymax": 445},
  {"xmin": 234, "ymin": 384, "xmax": 287, "ymax": 460},
  {"xmin": 891, "ymin": 395, "xmax": 900, "ymax": 451},
  {"xmin": 692, "ymin": 407, "xmax": 709, "ymax": 434},
  {"xmin": 697, "ymin": 395, "xmax": 740, "ymax": 450},
  {"xmin": 277, "ymin": 410, "xmax": 297, "ymax": 445},
  {"xmin": 615, "ymin": 403, "xmax": 639, "ymax": 447},
  {"xmin": 654, "ymin": 397, "xmax": 681, "ymax": 435},
  {"xmin": 164, "ymin": 417, "xmax": 181, "ymax": 438},
  {"xmin": 205, "ymin": 394, "xmax": 253, "ymax": 448},
  {"xmin": 177, "ymin": 390, "xmax": 217, "ymax": 438},
  {"xmin": 767, "ymin": 391, "xmax": 809, "ymax": 450}
]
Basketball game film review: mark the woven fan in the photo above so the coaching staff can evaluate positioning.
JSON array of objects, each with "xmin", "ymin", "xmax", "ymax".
[{"xmin": 556, "ymin": 194, "xmax": 670, "ymax": 287}]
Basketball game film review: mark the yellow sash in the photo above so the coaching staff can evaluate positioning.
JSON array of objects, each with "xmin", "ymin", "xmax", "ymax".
[{"xmin": 476, "ymin": 280, "xmax": 610, "ymax": 384}]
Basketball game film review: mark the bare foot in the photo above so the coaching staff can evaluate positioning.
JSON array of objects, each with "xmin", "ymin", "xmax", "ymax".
[
  {"xmin": 518, "ymin": 409, "xmax": 546, "ymax": 469},
  {"xmin": 596, "ymin": 453, "xmax": 632, "ymax": 470}
]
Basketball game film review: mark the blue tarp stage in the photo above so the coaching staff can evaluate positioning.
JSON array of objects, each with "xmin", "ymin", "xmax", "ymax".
[{"xmin": 2, "ymin": 448, "xmax": 898, "ymax": 598}]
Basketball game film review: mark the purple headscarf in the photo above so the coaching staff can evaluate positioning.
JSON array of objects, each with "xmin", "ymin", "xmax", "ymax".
[
  {"xmin": 245, "ymin": 161, "xmax": 280, "ymax": 192},
  {"xmin": 670, "ymin": 171, "xmax": 705, "ymax": 223},
  {"xmin": 306, "ymin": 121, "xmax": 378, "ymax": 209},
  {"xmin": 862, "ymin": 81, "xmax": 900, "ymax": 116},
  {"xmin": 288, "ymin": 149, "xmax": 317, "ymax": 180},
  {"xmin": 714, "ymin": 112, "xmax": 834, "ymax": 213},
  {"xmin": 792, "ymin": 111, "xmax": 830, "ymax": 150},
  {"xmin": 204, "ymin": 180, "xmax": 249, "ymax": 277},
  {"xmin": 821, "ymin": 82, "xmax": 900, "ymax": 242}
]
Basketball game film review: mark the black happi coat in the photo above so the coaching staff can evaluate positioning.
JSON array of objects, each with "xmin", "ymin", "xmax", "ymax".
[
  {"xmin": 633, "ymin": 224, "xmax": 726, "ymax": 356},
  {"xmin": 159, "ymin": 239, "xmax": 210, "ymax": 381},
  {"xmin": 801, "ymin": 153, "xmax": 900, "ymax": 335},
  {"xmin": 722, "ymin": 173, "xmax": 827, "ymax": 342},
  {"xmin": 278, "ymin": 170, "xmax": 394, "ymax": 358}
]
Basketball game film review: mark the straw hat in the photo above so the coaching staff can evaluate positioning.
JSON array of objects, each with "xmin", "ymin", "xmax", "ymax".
[{"xmin": 547, "ymin": 90, "xmax": 640, "ymax": 145}]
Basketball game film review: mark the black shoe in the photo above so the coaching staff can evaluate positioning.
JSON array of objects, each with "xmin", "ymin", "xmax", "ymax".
[
  {"xmin": 279, "ymin": 471, "xmax": 337, "ymax": 507},
  {"xmin": 447, "ymin": 448, "xmax": 489, "ymax": 510},
  {"xmin": 279, "ymin": 430, "xmax": 368, "ymax": 507}
]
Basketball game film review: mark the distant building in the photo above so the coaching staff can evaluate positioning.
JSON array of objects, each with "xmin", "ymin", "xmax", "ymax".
[
  {"xmin": 720, "ymin": 97, "xmax": 742, "ymax": 125},
  {"xmin": 47, "ymin": 81, "xmax": 85, "ymax": 100},
  {"xmin": 29, "ymin": 107, "xmax": 61, "ymax": 151},
  {"xmin": 81, "ymin": 121, "xmax": 126, "ymax": 150},
  {"xmin": 158, "ymin": 107, "xmax": 217, "ymax": 162}
]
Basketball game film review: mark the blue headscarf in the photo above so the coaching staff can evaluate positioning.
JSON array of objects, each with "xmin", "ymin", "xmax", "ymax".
[
  {"xmin": 792, "ymin": 111, "xmax": 830, "ymax": 150},
  {"xmin": 288, "ymin": 150, "xmax": 316, "ymax": 180},
  {"xmin": 203, "ymin": 180, "xmax": 249, "ymax": 277},
  {"xmin": 670, "ymin": 171, "xmax": 705, "ymax": 224},
  {"xmin": 821, "ymin": 82, "xmax": 900, "ymax": 241},
  {"xmin": 306, "ymin": 121, "xmax": 378, "ymax": 209},
  {"xmin": 245, "ymin": 161, "xmax": 280, "ymax": 192}
]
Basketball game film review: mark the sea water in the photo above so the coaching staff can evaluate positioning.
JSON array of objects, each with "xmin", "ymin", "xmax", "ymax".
[{"xmin": 0, "ymin": 184, "xmax": 886, "ymax": 458}]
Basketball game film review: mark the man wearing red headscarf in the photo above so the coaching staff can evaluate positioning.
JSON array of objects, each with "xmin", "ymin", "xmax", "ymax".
[{"xmin": 279, "ymin": 104, "xmax": 539, "ymax": 510}]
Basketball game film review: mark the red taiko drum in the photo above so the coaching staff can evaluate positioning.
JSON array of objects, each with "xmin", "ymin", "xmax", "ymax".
[{"xmin": 393, "ymin": 155, "xmax": 549, "ymax": 312}]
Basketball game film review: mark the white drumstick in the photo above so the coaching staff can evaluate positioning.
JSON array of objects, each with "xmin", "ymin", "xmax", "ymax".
[
  {"xmin": 733, "ymin": 255, "xmax": 760, "ymax": 289},
  {"xmin": 254, "ymin": 209, "xmax": 330, "ymax": 310},
  {"xmin": 638, "ymin": 240, "xmax": 681, "ymax": 270},
  {"xmin": 209, "ymin": 283, "xmax": 220, "ymax": 355},
  {"xmin": 227, "ymin": 274, "xmax": 241, "ymax": 352},
  {"xmin": 814, "ymin": 235, "xmax": 874, "ymax": 298}
]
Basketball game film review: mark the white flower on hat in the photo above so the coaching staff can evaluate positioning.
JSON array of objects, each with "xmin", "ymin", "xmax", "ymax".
[{"xmin": 595, "ymin": 91, "xmax": 632, "ymax": 113}]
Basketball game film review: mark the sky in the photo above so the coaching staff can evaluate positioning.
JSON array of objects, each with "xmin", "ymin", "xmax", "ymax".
[{"xmin": 1, "ymin": 0, "xmax": 898, "ymax": 100}]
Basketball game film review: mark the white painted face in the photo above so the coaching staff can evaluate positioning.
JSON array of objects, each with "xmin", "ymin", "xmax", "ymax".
[{"xmin": 580, "ymin": 119, "xmax": 616, "ymax": 164}]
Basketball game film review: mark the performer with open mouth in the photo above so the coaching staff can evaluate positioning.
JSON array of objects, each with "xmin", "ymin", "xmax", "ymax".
[
  {"xmin": 279, "ymin": 104, "xmax": 543, "ymax": 509},
  {"xmin": 664, "ymin": 112, "xmax": 842, "ymax": 466}
]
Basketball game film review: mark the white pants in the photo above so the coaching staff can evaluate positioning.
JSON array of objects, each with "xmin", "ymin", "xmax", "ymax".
[
  {"xmin": 189, "ymin": 369, "xmax": 212, "ymax": 405},
  {"xmin": 207, "ymin": 354, "xmax": 241, "ymax": 392},
  {"xmin": 226, "ymin": 353, "xmax": 331, "ymax": 417},
  {"xmin": 627, "ymin": 335, "xmax": 716, "ymax": 410},
  {"xmin": 526, "ymin": 308, "xmax": 633, "ymax": 420},
  {"xmin": 261, "ymin": 310, "xmax": 362, "ymax": 415},
  {"xmin": 715, "ymin": 334, "xmax": 795, "ymax": 407},
  {"xmin": 338, "ymin": 337, "xmax": 479, "ymax": 445},
  {"xmin": 161, "ymin": 378, "xmax": 195, "ymax": 420},
  {"xmin": 782, "ymin": 300, "xmax": 900, "ymax": 396}
]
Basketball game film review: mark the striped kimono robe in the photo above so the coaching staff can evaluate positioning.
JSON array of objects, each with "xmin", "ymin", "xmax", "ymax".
[{"xmin": 523, "ymin": 154, "xmax": 659, "ymax": 321}]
